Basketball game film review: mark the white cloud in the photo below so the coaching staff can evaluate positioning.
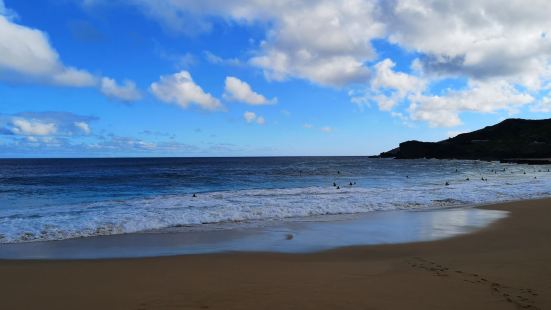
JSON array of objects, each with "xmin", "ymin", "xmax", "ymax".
[
  {"xmin": 243, "ymin": 111, "xmax": 256, "ymax": 122},
  {"xmin": 24, "ymin": 136, "xmax": 58, "ymax": 144},
  {"xmin": 408, "ymin": 80, "xmax": 534, "ymax": 127},
  {"xmin": 74, "ymin": 121, "xmax": 91, "ymax": 134},
  {"xmin": 353, "ymin": 58, "xmax": 536, "ymax": 127},
  {"xmin": 250, "ymin": 52, "xmax": 371, "ymax": 87},
  {"xmin": 1, "ymin": 112, "xmax": 97, "ymax": 138},
  {"xmin": 256, "ymin": 115, "xmax": 265, "ymax": 125},
  {"xmin": 0, "ymin": 0, "xmax": 16, "ymax": 21},
  {"xmin": 106, "ymin": 0, "xmax": 383, "ymax": 87},
  {"xmin": 372, "ymin": 59, "xmax": 425, "ymax": 97},
  {"xmin": 150, "ymin": 70, "xmax": 223, "ymax": 111},
  {"xmin": 0, "ymin": 15, "xmax": 95, "ymax": 87},
  {"xmin": 204, "ymin": 51, "xmax": 241, "ymax": 66},
  {"xmin": 243, "ymin": 111, "xmax": 265, "ymax": 125},
  {"xmin": 365, "ymin": 58, "xmax": 426, "ymax": 111},
  {"xmin": 320, "ymin": 126, "xmax": 333, "ymax": 133},
  {"xmin": 530, "ymin": 94, "xmax": 551, "ymax": 113},
  {"xmin": 83, "ymin": 1, "xmax": 551, "ymax": 88},
  {"xmin": 383, "ymin": 0, "xmax": 551, "ymax": 87},
  {"xmin": 10, "ymin": 118, "xmax": 57, "ymax": 136},
  {"xmin": 303, "ymin": 123, "xmax": 313, "ymax": 129},
  {"xmin": 101, "ymin": 0, "xmax": 551, "ymax": 126},
  {"xmin": 25, "ymin": 136, "xmax": 38, "ymax": 143},
  {"xmin": 247, "ymin": 1, "xmax": 382, "ymax": 86},
  {"xmin": 223, "ymin": 76, "xmax": 276, "ymax": 105},
  {"xmin": 100, "ymin": 77, "xmax": 142, "ymax": 102},
  {"xmin": 0, "ymin": 6, "xmax": 143, "ymax": 102}
]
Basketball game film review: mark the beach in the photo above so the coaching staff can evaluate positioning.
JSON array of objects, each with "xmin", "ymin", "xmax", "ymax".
[
  {"xmin": 1, "ymin": 198, "xmax": 550, "ymax": 310},
  {"xmin": 3, "ymin": 0, "xmax": 551, "ymax": 309}
]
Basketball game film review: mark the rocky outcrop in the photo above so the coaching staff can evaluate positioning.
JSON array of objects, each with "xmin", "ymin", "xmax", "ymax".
[{"xmin": 378, "ymin": 118, "xmax": 551, "ymax": 163}]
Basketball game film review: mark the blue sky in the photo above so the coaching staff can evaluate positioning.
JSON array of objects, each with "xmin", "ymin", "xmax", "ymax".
[{"xmin": 1, "ymin": 0, "xmax": 550, "ymax": 157}]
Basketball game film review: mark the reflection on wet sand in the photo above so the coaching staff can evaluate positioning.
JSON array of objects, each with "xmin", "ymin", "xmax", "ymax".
[{"xmin": 0, "ymin": 207, "xmax": 508, "ymax": 259}]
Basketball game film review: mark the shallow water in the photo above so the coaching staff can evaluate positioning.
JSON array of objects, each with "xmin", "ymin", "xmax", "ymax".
[
  {"xmin": 0, "ymin": 208, "xmax": 508, "ymax": 259},
  {"xmin": 0, "ymin": 157, "xmax": 548, "ymax": 244}
]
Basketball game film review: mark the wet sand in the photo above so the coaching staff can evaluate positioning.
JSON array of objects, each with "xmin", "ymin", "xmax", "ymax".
[
  {"xmin": 1, "ymin": 198, "xmax": 550, "ymax": 309},
  {"xmin": 0, "ymin": 207, "xmax": 507, "ymax": 259}
]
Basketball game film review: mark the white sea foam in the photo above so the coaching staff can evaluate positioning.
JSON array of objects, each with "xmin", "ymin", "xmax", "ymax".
[{"xmin": 1, "ymin": 170, "xmax": 551, "ymax": 243}]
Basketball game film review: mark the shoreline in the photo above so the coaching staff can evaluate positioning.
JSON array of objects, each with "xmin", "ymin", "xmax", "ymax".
[
  {"xmin": 1, "ymin": 198, "xmax": 550, "ymax": 309},
  {"xmin": 0, "ymin": 204, "xmax": 509, "ymax": 260},
  {"xmin": 1, "ymin": 194, "xmax": 548, "ymax": 260},
  {"xmin": 3, "ymin": 157, "xmax": 550, "ymax": 247}
]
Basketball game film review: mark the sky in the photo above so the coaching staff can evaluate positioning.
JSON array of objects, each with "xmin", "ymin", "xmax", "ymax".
[{"xmin": 1, "ymin": 0, "xmax": 551, "ymax": 157}]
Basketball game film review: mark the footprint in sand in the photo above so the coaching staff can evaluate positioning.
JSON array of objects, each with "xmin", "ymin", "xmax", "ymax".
[{"xmin": 406, "ymin": 257, "xmax": 540, "ymax": 310}]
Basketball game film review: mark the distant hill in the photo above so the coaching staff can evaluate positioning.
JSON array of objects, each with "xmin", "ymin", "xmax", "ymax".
[{"xmin": 378, "ymin": 118, "xmax": 551, "ymax": 164}]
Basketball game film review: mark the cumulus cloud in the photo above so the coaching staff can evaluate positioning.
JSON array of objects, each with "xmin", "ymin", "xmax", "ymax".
[
  {"xmin": 408, "ymin": 80, "xmax": 534, "ymax": 127},
  {"xmin": 243, "ymin": 111, "xmax": 265, "ymax": 125},
  {"xmin": 0, "ymin": 15, "xmax": 95, "ymax": 87},
  {"xmin": 102, "ymin": 0, "xmax": 382, "ymax": 87},
  {"xmin": 0, "ymin": 3, "xmax": 141, "ymax": 102},
  {"xmin": 382, "ymin": 0, "xmax": 551, "ymax": 87},
  {"xmin": 223, "ymin": 76, "xmax": 276, "ymax": 105},
  {"xmin": 150, "ymin": 70, "xmax": 223, "ymax": 111},
  {"xmin": 372, "ymin": 60, "xmax": 425, "ymax": 97},
  {"xmin": 360, "ymin": 59, "xmax": 535, "ymax": 127},
  {"xmin": 89, "ymin": 0, "xmax": 551, "ymax": 89},
  {"xmin": 74, "ymin": 121, "xmax": 91, "ymax": 134},
  {"xmin": 86, "ymin": 1, "xmax": 551, "ymax": 83},
  {"xmin": 0, "ymin": 0, "xmax": 16, "ymax": 20},
  {"xmin": 97, "ymin": 0, "xmax": 551, "ymax": 126},
  {"xmin": 10, "ymin": 118, "xmax": 57, "ymax": 136},
  {"xmin": 0, "ymin": 112, "xmax": 97, "ymax": 137},
  {"xmin": 531, "ymin": 95, "xmax": 551, "ymax": 113},
  {"xmin": 367, "ymin": 58, "xmax": 426, "ymax": 111},
  {"xmin": 100, "ymin": 77, "xmax": 142, "ymax": 102},
  {"xmin": 247, "ymin": 0, "xmax": 381, "ymax": 86}
]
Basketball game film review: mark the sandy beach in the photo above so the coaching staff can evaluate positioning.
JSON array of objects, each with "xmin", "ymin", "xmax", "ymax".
[{"xmin": 1, "ymin": 198, "xmax": 550, "ymax": 310}]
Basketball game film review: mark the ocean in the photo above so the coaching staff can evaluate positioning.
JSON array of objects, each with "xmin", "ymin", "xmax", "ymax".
[{"xmin": 1, "ymin": 157, "xmax": 550, "ymax": 244}]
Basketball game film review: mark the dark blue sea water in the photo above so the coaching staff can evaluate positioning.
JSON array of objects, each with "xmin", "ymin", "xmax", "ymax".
[{"xmin": 0, "ymin": 157, "xmax": 550, "ymax": 243}]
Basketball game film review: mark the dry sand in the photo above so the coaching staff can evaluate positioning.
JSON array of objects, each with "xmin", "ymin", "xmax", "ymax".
[{"xmin": 0, "ymin": 198, "xmax": 550, "ymax": 310}]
